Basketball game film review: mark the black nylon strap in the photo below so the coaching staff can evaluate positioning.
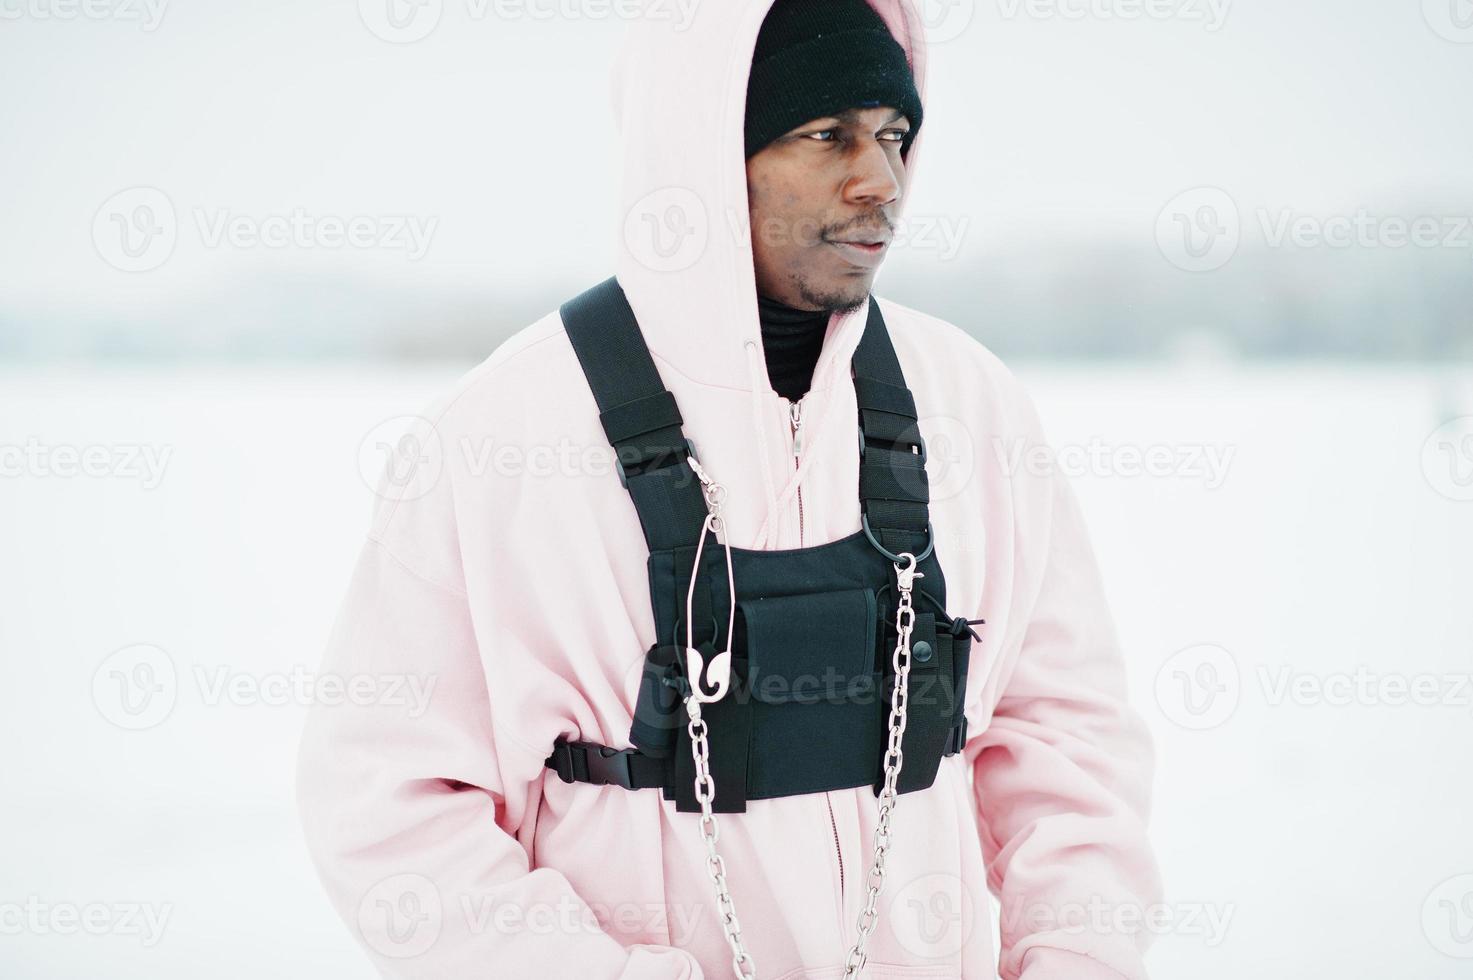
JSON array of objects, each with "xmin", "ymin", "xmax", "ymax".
[
  {"xmin": 600, "ymin": 390, "xmax": 683, "ymax": 446},
  {"xmin": 559, "ymin": 277, "xmax": 709, "ymax": 552},
  {"xmin": 852, "ymin": 299, "xmax": 932, "ymax": 556}
]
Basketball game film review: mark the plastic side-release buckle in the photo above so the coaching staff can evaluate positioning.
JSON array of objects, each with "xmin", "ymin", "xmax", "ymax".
[{"xmin": 546, "ymin": 739, "xmax": 637, "ymax": 789}]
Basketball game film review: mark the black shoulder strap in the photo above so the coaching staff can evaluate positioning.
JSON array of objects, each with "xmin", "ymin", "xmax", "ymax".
[
  {"xmin": 559, "ymin": 276, "xmax": 710, "ymax": 552},
  {"xmin": 852, "ymin": 299, "xmax": 933, "ymax": 560},
  {"xmin": 561, "ymin": 279, "xmax": 931, "ymax": 559}
]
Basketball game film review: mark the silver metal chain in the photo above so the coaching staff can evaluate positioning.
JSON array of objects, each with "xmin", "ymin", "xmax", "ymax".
[
  {"xmin": 680, "ymin": 456, "xmax": 922, "ymax": 980},
  {"xmin": 842, "ymin": 551, "xmax": 921, "ymax": 977},
  {"xmin": 683, "ymin": 457, "xmax": 757, "ymax": 980}
]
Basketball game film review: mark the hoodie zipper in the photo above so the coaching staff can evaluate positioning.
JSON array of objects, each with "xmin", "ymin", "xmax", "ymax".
[
  {"xmin": 789, "ymin": 398, "xmax": 805, "ymax": 545},
  {"xmin": 827, "ymin": 794, "xmax": 845, "ymax": 901},
  {"xmin": 790, "ymin": 396, "xmax": 844, "ymax": 905}
]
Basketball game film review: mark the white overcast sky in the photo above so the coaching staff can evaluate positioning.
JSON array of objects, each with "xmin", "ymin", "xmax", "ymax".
[{"xmin": 1, "ymin": 0, "xmax": 1470, "ymax": 317}]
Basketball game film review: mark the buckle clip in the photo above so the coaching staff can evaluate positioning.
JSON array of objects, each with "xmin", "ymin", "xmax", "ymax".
[
  {"xmin": 581, "ymin": 743, "xmax": 635, "ymax": 788},
  {"xmin": 546, "ymin": 739, "xmax": 637, "ymax": 788}
]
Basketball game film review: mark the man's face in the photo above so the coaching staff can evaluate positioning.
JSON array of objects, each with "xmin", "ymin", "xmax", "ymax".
[{"xmin": 745, "ymin": 106, "xmax": 910, "ymax": 314}]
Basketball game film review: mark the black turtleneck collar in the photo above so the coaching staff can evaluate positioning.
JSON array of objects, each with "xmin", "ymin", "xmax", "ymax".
[{"xmin": 756, "ymin": 292, "xmax": 830, "ymax": 402}]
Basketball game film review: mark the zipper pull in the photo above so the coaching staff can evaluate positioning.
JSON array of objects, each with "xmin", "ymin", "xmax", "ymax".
[{"xmin": 789, "ymin": 399, "xmax": 804, "ymax": 461}]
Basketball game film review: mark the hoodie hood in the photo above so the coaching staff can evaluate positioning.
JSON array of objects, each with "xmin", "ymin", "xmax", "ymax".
[{"xmin": 607, "ymin": 0, "xmax": 930, "ymax": 395}]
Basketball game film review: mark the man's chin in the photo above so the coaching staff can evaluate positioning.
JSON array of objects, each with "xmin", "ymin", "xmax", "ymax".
[{"xmin": 795, "ymin": 274, "xmax": 874, "ymax": 316}]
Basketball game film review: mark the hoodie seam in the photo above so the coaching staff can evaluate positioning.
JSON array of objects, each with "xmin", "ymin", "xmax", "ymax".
[{"xmin": 364, "ymin": 534, "xmax": 470, "ymax": 598}]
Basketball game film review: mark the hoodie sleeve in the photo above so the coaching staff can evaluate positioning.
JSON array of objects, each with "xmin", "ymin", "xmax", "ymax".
[
  {"xmin": 294, "ymin": 413, "xmax": 704, "ymax": 979},
  {"xmin": 964, "ymin": 397, "xmax": 1165, "ymax": 980}
]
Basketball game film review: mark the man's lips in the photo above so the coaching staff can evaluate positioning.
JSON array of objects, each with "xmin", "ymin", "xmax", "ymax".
[{"xmin": 827, "ymin": 236, "xmax": 890, "ymax": 265}]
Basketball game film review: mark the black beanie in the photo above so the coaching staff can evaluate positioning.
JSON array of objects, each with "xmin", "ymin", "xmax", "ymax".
[{"xmin": 744, "ymin": 0, "xmax": 923, "ymax": 161}]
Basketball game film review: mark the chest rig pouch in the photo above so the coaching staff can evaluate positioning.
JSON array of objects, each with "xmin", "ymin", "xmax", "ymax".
[{"xmin": 544, "ymin": 277, "xmax": 982, "ymax": 813}]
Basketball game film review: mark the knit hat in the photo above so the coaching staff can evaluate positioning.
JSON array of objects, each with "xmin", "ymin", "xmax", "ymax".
[{"xmin": 744, "ymin": 0, "xmax": 923, "ymax": 160}]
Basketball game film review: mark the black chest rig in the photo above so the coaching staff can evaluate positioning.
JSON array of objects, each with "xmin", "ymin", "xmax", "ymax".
[{"xmin": 544, "ymin": 278, "xmax": 981, "ymax": 814}]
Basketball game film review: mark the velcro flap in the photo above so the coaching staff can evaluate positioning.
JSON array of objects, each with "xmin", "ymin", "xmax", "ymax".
[{"xmin": 739, "ymin": 588, "xmax": 876, "ymax": 705}]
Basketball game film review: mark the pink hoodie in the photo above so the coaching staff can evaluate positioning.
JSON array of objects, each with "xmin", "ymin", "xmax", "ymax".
[{"xmin": 295, "ymin": 2, "xmax": 1164, "ymax": 978}]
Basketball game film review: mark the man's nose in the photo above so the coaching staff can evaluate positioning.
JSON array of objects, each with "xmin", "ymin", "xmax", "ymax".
[{"xmin": 841, "ymin": 139, "xmax": 901, "ymax": 208}]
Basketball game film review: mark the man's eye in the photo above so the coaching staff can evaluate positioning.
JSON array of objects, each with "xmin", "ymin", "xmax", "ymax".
[
  {"xmin": 881, "ymin": 130, "xmax": 908, "ymax": 143},
  {"xmin": 807, "ymin": 130, "xmax": 838, "ymax": 142}
]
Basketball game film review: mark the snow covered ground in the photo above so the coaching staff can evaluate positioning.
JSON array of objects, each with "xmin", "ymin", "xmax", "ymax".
[{"xmin": 1, "ymin": 361, "xmax": 1470, "ymax": 979}]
